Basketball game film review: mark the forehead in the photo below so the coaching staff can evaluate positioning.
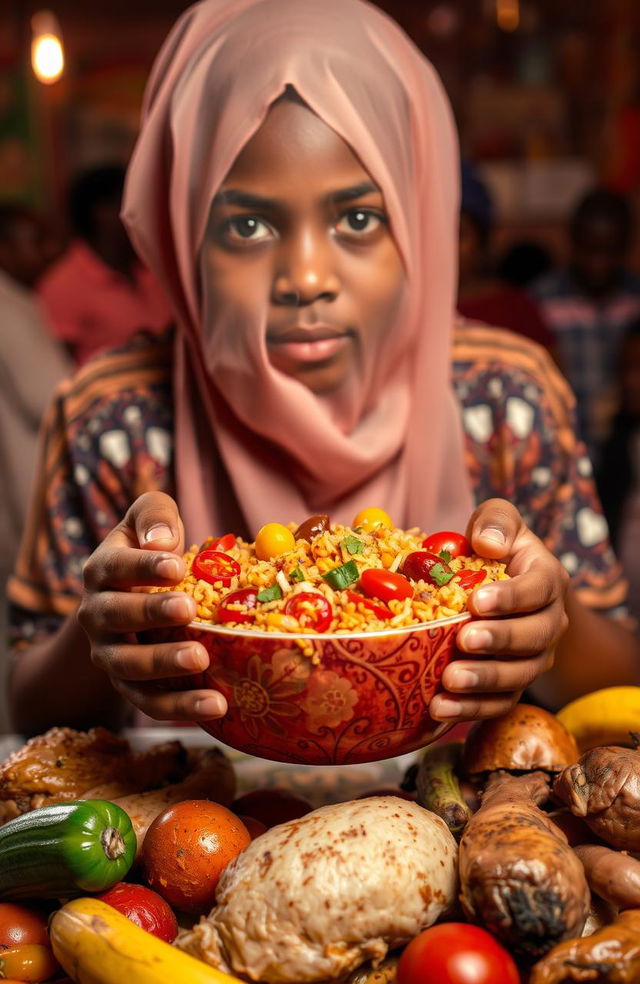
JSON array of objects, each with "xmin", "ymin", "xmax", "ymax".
[{"xmin": 220, "ymin": 98, "xmax": 375, "ymax": 191}]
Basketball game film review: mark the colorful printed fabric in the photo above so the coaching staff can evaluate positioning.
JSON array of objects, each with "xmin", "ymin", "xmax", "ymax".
[{"xmin": 8, "ymin": 322, "xmax": 628, "ymax": 649}]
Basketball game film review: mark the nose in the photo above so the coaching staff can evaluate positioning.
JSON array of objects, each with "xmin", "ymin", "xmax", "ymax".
[{"xmin": 272, "ymin": 227, "xmax": 340, "ymax": 305}]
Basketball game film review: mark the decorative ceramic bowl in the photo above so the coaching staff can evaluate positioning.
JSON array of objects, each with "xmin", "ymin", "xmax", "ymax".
[{"xmin": 157, "ymin": 611, "xmax": 471, "ymax": 765}]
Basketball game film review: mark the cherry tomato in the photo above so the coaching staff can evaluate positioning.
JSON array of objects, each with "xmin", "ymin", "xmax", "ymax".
[
  {"xmin": 217, "ymin": 587, "xmax": 258, "ymax": 624},
  {"xmin": 422, "ymin": 530, "xmax": 471, "ymax": 558},
  {"xmin": 209, "ymin": 533, "xmax": 237, "ymax": 552},
  {"xmin": 359, "ymin": 568, "xmax": 413, "ymax": 603},
  {"xmin": 231, "ymin": 788, "xmax": 313, "ymax": 828},
  {"xmin": 345, "ymin": 589, "xmax": 392, "ymax": 621},
  {"xmin": 0, "ymin": 944, "xmax": 59, "ymax": 983},
  {"xmin": 141, "ymin": 800, "xmax": 251, "ymax": 915},
  {"xmin": 192, "ymin": 549, "xmax": 241, "ymax": 586},
  {"xmin": 397, "ymin": 924, "xmax": 520, "ymax": 984},
  {"xmin": 455, "ymin": 569, "xmax": 487, "ymax": 591},
  {"xmin": 0, "ymin": 903, "xmax": 49, "ymax": 948},
  {"xmin": 96, "ymin": 882, "xmax": 179, "ymax": 943},
  {"xmin": 283, "ymin": 592, "xmax": 333, "ymax": 631},
  {"xmin": 352, "ymin": 507, "xmax": 393, "ymax": 533},
  {"xmin": 402, "ymin": 551, "xmax": 451, "ymax": 584},
  {"xmin": 255, "ymin": 523, "xmax": 296, "ymax": 560}
]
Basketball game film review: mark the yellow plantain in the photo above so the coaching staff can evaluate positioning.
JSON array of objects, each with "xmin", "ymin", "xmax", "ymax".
[
  {"xmin": 50, "ymin": 897, "xmax": 239, "ymax": 984},
  {"xmin": 556, "ymin": 686, "xmax": 640, "ymax": 753}
]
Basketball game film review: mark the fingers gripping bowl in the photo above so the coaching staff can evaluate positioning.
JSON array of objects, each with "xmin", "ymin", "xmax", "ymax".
[{"xmin": 149, "ymin": 511, "xmax": 508, "ymax": 765}]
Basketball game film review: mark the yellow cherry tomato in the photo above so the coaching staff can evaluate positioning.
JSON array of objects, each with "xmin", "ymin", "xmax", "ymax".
[
  {"xmin": 255, "ymin": 522, "xmax": 296, "ymax": 561},
  {"xmin": 352, "ymin": 507, "xmax": 394, "ymax": 533}
]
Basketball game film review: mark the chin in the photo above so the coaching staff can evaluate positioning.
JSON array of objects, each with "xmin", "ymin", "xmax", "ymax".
[{"xmin": 272, "ymin": 357, "xmax": 351, "ymax": 395}]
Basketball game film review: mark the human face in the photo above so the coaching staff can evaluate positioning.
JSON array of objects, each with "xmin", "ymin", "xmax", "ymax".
[
  {"xmin": 202, "ymin": 97, "xmax": 405, "ymax": 394},
  {"xmin": 571, "ymin": 215, "xmax": 627, "ymax": 298}
]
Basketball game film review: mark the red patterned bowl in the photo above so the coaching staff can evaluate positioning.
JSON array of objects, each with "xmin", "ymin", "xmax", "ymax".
[{"xmin": 166, "ymin": 612, "xmax": 471, "ymax": 765}]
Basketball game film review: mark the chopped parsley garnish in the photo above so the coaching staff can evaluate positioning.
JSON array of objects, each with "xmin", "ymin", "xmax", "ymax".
[
  {"xmin": 289, "ymin": 567, "xmax": 305, "ymax": 582},
  {"xmin": 341, "ymin": 534, "xmax": 364, "ymax": 555},
  {"xmin": 438, "ymin": 549, "xmax": 452, "ymax": 564},
  {"xmin": 430, "ymin": 563, "xmax": 455, "ymax": 587}
]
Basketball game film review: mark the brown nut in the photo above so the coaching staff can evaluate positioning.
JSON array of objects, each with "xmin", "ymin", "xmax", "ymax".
[
  {"xmin": 293, "ymin": 513, "xmax": 330, "ymax": 542},
  {"xmin": 463, "ymin": 703, "xmax": 579, "ymax": 776}
]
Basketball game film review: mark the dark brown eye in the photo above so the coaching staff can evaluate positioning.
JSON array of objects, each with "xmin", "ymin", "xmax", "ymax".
[{"xmin": 336, "ymin": 209, "xmax": 383, "ymax": 235}]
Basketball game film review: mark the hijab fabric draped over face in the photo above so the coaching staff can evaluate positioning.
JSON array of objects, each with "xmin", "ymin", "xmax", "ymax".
[{"xmin": 122, "ymin": 0, "xmax": 475, "ymax": 543}]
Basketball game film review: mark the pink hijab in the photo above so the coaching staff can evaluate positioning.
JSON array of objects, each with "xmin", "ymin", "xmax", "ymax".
[{"xmin": 122, "ymin": 0, "xmax": 474, "ymax": 543}]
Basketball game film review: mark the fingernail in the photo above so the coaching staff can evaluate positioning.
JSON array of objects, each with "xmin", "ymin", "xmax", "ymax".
[
  {"xmin": 474, "ymin": 587, "xmax": 499, "ymax": 614},
  {"xmin": 480, "ymin": 527, "xmax": 506, "ymax": 546},
  {"xmin": 195, "ymin": 695, "xmax": 227, "ymax": 718},
  {"xmin": 145, "ymin": 524, "xmax": 174, "ymax": 542},
  {"xmin": 432, "ymin": 698, "xmax": 462, "ymax": 719},
  {"xmin": 450, "ymin": 669, "xmax": 480, "ymax": 690},
  {"xmin": 176, "ymin": 647, "xmax": 209, "ymax": 671},
  {"xmin": 156, "ymin": 557, "xmax": 181, "ymax": 581},
  {"xmin": 464, "ymin": 628, "xmax": 493, "ymax": 651},
  {"xmin": 161, "ymin": 595, "xmax": 193, "ymax": 620}
]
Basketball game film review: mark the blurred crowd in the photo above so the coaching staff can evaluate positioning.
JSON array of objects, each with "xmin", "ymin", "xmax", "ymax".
[{"xmin": 1, "ymin": 158, "xmax": 640, "ymax": 724}]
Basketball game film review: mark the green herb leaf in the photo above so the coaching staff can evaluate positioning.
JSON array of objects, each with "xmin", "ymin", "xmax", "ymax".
[
  {"xmin": 322, "ymin": 559, "xmax": 360, "ymax": 590},
  {"xmin": 289, "ymin": 567, "xmax": 305, "ymax": 582},
  {"xmin": 430, "ymin": 563, "xmax": 455, "ymax": 587},
  {"xmin": 342, "ymin": 534, "xmax": 364, "ymax": 555},
  {"xmin": 438, "ymin": 549, "xmax": 452, "ymax": 564},
  {"xmin": 257, "ymin": 583, "xmax": 283, "ymax": 603},
  {"xmin": 352, "ymin": 526, "xmax": 363, "ymax": 534}
]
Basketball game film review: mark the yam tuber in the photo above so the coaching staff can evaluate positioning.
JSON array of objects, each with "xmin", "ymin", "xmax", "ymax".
[
  {"xmin": 552, "ymin": 745, "xmax": 640, "ymax": 850},
  {"xmin": 458, "ymin": 770, "xmax": 590, "ymax": 957},
  {"xmin": 529, "ymin": 908, "xmax": 640, "ymax": 983}
]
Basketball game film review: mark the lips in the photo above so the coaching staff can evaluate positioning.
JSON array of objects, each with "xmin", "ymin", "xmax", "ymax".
[{"xmin": 267, "ymin": 324, "xmax": 351, "ymax": 364}]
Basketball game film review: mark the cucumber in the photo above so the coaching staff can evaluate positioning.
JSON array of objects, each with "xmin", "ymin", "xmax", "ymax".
[{"xmin": 0, "ymin": 799, "xmax": 137, "ymax": 900}]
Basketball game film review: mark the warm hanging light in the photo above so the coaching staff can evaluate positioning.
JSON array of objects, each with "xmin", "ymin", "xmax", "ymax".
[
  {"xmin": 496, "ymin": 0, "xmax": 520, "ymax": 32},
  {"xmin": 31, "ymin": 10, "xmax": 65, "ymax": 84}
]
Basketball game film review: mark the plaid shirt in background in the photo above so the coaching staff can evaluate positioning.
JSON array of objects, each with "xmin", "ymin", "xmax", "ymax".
[{"xmin": 531, "ymin": 270, "xmax": 640, "ymax": 460}]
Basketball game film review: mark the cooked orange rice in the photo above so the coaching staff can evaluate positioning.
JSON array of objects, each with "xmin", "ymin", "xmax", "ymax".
[{"xmin": 152, "ymin": 521, "xmax": 508, "ymax": 635}]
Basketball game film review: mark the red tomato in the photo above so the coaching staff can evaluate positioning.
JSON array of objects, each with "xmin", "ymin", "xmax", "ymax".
[
  {"xmin": 209, "ymin": 533, "xmax": 237, "ymax": 552},
  {"xmin": 402, "ymin": 551, "xmax": 450, "ymax": 584},
  {"xmin": 359, "ymin": 568, "xmax": 413, "ymax": 603},
  {"xmin": 455, "ymin": 569, "xmax": 487, "ymax": 591},
  {"xmin": 345, "ymin": 589, "xmax": 392, "ymax": 621},
  {"xmin": 397, "ymin": 924, "xmax": 520, "ymax": 984},
  {"xmin": 232, "ymin": 788, "xmax": 313, "ymax": 828},
  {"xmin": 96, "ymin": 882, "xmax": 179, "ymax": 943},
  {"xmin": 422, "ymin": 530, "xmax": 472, "ymax": 559},
  {"xmin": 217, "ymin": 587, "xmax": 258, "ymax": 624},
  {"xmin": 0, "ymin": 944, "xmax": 59, "ymax": 983},
  {"xmin": 191, "ymin": 549, "xmax": 241, "ymax": 586},
  {"xmin": 283, "ymin": 592, "xmax": 333, "ymax": 632},
  {"xmin": 0, "ymin": 904, "xmax": 49, "ymax": 949}
]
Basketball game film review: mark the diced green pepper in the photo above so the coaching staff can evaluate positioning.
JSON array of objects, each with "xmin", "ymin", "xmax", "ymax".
[
  {"xmin": 257, "ymin": 583, "xmax": 283, "ymax": 603},
  {"xmin": 322, "ymin": 559, "xmax": 359, "ymax": 590}
]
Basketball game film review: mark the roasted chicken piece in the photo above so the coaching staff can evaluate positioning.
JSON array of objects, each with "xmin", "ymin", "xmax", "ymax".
[
  {"xmin": 1, "ymin": 726, "xmax": 192, "ymax": 811},
  {"xmin": 177, "ymin": 797, "xmax": 458, "ymax": 984},
  {"xmin": 530, "ymin": 908, "xmax": 640, "ymax": 983}
]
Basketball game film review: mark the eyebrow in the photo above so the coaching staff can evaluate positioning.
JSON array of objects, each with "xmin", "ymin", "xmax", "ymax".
[{"xmin": 212, "ymin": 181, "xmax": 380, "ymax": 210}]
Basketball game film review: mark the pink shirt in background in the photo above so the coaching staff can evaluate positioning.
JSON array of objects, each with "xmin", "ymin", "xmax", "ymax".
[{"xmin": 37, "ymin": 240, "xmax": 173, "ymax": 366}]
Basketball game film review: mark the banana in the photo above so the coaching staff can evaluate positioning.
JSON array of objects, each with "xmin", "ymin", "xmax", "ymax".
[
  {"xmin": 556, "ymin": 686, "xmax": 640, "ymax": 753},
  {"xmin": 50, "ymin": 897, "xmax": 239, "ymax": 984}
]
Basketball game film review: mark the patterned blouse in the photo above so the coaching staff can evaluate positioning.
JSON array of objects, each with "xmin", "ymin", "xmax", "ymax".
[{"xmin": 8, "ymin": 322, "xmax": 628, "ymax": 650}]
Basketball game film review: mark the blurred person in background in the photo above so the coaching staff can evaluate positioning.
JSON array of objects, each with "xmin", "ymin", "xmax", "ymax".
[
  {"xmin": 0, "ymin": 203, "xmax": 71, "ymax": 731},
  {"xmin": 532, "ymin": 188, "xmax": 640, "ymax": 463},
  {"xmin": 456, "ymin": 162, "xmax": 555, "ymax": 352},
  {"xmin": 596, "ymin": 319, "xmax": 640, "ymax": 621},
  {"xmin": 38, "ymin": 164, "xmax": 172, "ymax": 367},
  {"xmin": 498, "ymin": 240, "xmax": 554, "ymax": 290}
]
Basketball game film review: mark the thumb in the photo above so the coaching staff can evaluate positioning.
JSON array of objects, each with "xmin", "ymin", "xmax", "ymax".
[
  {"xmin": 467, "ymin": 498, "xmax": 522, "ymax": 559},
  {"xmin": 126, "ymin": 491, "xmax": 185, "ymax": 554}
]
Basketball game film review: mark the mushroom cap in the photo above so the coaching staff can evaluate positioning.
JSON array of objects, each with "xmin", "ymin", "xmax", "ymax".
[{"xmin": 462, "ymin": 703, "xmax": 579, "ymax": 775}]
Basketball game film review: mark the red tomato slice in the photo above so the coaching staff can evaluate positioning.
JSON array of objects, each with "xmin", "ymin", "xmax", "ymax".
[
  {"xmin": 422, "ymin": 530, "xmax": 471, "ymax": 559},
  {"xmin": 192, "ymin": 549, "xmax": 241, "ymax": 586},
  {"xmin": 359, "ymin": 568, "xmax": 414, "ymax": 603},
  {"xmin": 217, "ymin": 587, "xmax": 258, "ymax": 623},
  {"xmin": 402, "ymin": 551, "xmax": 450, "ymax": 584},
  {"xmin": 455, "ymin": 569, "xmax": 487, "ymax": 591},
  {"xmin": 209, "ymin": 533, "xmax": 237, "ymax": 552},
  {"xmin": 283, "ymin": 592, "xmax": 333, "ymax": 631},
  {"xmin": 345, "ymin": 589, "xmax": 392, "ymax": 620}
]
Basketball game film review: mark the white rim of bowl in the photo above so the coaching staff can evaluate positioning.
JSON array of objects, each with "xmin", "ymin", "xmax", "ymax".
[{"xmin": 186, "ymin": 609, "xmax": 471, "ymax": 641}]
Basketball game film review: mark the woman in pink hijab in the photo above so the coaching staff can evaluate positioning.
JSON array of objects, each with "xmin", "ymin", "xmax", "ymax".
[{"xmin": 9, "ymin": 0, "xmax": 638, "ymax": 733}]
